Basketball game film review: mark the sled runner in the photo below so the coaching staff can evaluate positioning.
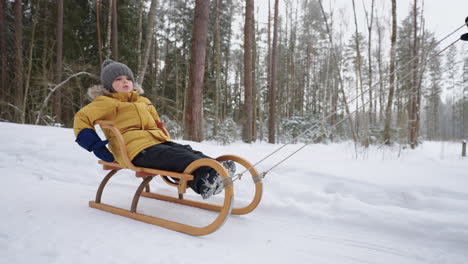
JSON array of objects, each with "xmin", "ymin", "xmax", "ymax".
[{"xmin": 88, "ymin": 120, "xmax": 263, "ymax": 236}]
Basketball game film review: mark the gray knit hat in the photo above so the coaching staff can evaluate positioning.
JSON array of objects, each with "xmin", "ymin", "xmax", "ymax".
[{"xmin": 100, "ymin": 59, "xmax": 134, "ymax": 92}]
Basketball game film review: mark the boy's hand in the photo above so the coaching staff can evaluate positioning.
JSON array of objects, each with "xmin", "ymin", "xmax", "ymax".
[
  {"xmin": 91, "ymin": 140, "xmax": 115, "ymax": 162},
  {"xmin": 76, "ymin": 129, "xmax": 115, "ymax": 162}
]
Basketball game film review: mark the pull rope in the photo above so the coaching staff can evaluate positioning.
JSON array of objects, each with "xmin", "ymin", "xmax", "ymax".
[{"xmin": 231, "ymin": 23, "xmax": 466, "ymax": 182}]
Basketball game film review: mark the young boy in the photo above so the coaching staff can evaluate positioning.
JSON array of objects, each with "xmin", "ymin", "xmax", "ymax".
[{"xmin": 73, "ymin": 59, "xmax": 234, "ymax": 199}]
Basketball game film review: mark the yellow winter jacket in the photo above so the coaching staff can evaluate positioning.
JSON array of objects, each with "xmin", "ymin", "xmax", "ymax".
[{"xmin": 73, "ymin": 89, "xmax": 171, "ymax": 167}]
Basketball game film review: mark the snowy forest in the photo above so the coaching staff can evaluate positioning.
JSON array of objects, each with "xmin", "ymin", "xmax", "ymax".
[{"xmin": 1, "ymin": 0, "xmax": 467, "ymax": 147}]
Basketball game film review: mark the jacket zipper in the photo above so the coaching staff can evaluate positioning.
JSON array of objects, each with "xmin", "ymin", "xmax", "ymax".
[
  {"xmin": 133, "ymin": 103, "xmax": 144, "ymax": 130},
  {"xmin": 129, "ymin": 94, "xmax": 144, "ymax": 130}
]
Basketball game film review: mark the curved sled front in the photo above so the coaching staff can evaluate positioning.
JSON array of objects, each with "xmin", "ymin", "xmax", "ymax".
[
  {"xmin": 216, "ymin": 155, "xmax": 263, "ymax": 215},
  {"xmin": 89, "ymin": 158, "xmax": 234, "ymax": 236}
]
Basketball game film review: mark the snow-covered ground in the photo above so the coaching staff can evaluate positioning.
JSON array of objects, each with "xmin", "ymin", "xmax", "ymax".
[{"xmin": 1, "ymin": 122, "xmax": 467, "ymax": 264}]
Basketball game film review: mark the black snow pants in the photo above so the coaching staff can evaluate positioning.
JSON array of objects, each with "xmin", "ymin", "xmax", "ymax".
[{"xmin": 132, "ymin": 142, "xmax": 213, "ymax": 194}]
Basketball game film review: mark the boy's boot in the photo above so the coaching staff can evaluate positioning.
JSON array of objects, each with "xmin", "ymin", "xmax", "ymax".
[{"xmin": 199, "ymin": 160, "xmax": 236, "ymax": 199}]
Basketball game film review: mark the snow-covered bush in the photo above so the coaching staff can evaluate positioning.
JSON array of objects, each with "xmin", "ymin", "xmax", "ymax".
[
  {"xmin": 279, "ymin": 115, "xmax": 332, "ymax": 144},
  {"xmin": 209, "ymin": 118, "xmax": 240, "ymax": 145},
  {"xmin": 160, "ymin": 115, "xmax": 183, "ymax": 139}
]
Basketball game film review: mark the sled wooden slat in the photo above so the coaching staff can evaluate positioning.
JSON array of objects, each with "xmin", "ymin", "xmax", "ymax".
[
  {"xmin": 98, "ymin": 160, "xmax": 194, "ymax": 181},
  {"xmin": 89, "ymin": 199, "xmax": 233, "ymax": 236},
  {"xmin": 88, "ymin": 120, "xmax": 261, "ymax": 236},
  {"xmin": 141, "ymin": 192, "xmax": 228, "ymax": 212}
]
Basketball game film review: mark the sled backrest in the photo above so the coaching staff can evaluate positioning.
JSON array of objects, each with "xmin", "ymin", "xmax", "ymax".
[
  {"xmin": 93, "ymin": 120, "xmax": 193, "ymax": 185},
  {"xmin": 94, "ymin": 120, "xmax": 137, "ymax": 170}
]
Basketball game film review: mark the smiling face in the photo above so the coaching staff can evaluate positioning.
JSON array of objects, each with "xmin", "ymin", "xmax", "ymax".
[{"xmin": 112, "ymin": 75, "xmax": 134, "ymax": 93}]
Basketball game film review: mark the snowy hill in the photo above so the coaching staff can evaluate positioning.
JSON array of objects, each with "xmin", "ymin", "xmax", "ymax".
[{"xmin": 1, "ymin": 122, "xmax": 467, "ymax": 264}]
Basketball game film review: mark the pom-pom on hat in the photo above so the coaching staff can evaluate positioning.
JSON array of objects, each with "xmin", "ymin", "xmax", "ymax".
[{"xmin": 100, "ymin": 59, "xmax": 134, "ymax": 92}]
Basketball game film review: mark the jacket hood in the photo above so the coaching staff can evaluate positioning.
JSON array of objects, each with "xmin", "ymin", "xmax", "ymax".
[{"xmin": 87, "ymin": 83, "xmax": 144, "ymax": 100}]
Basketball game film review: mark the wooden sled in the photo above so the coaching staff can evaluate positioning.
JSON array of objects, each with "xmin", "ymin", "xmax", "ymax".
[{"xmin": 89, "ymin": 120, "xmax": 263, "ymax": 236}]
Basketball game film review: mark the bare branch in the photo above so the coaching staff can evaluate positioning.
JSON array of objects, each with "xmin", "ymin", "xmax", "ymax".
[{"xmin": 35, "ymin": 72, "xmax": 98, "ymax": 125}]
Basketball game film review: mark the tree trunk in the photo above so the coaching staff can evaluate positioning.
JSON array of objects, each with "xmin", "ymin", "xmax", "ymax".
[
  {"xmin": 136, "ymin": 0, "xmax": 158, "ymax": 85},
  {"xmin": 269, "ymin": 0, "xmax": 279, "ymax": 144},
  {"xmin": 14, "ymin": 0, "xmax": 23, "ymax": 122},
  {"xmin": 184, "ymin": 0, "xmax": 210, "ymax": 142},
  {"xmin": 365, "ymin": 0, "xmax": 375, "ymax": 125},
  {"xmin": 264, "ymin": 0, "xmax": 271, "ymax": 142},
  {"xmin": 243, "ymin": 0, "xmax": 254, "ymax": 143},
  {"xmin": 305, "ymin": 42, "xmax": 311, "ymax": 115},
  {"xmin": 136, "ymin": 0, "xmax": 144, "ymax": 72},
  {"xmin": 351, "ymin": 0, "xmax": 368, "ymax": 147},
  {"xmin": 252, "ymin": 10, "xmax": 258, "ymax": 140},
  {"xmin": 160, "ymin": 27, "xmax": 171, "ymax": 113},
  {"xmin": 54, "ymin": 0, "xmax": 63, "ymax": 123},
  {"xmin": 408, "ymin": 0, "xmax": 419, "ymax": 148},
  {"xmin": 23, "ymin": 2, "xmax": 38, "ymax": 124},
  {"xmin": 213, "ymin": 0, "xmax": 221, "ymax": 136},
  {"xmin": 40, "ymin": 1, "xmax": 51, "ymax": 124},
  {"xmin": 153, "ymin": 34, "xmax": 159, "ymax": 94},
  {"xmin": 222, "ymin": 1, "xmax": 234, "ymax": 121},
  {"xmin": 105, "ymin": 0, "xmax": 112, "ymax": 57},
  {"xmin": 112, "ymin": 0, "xmax": 118, "ymax": 59},
  {"xmin": 0, "ymin": 0, "xmax": 7, "ymax": 102},
  {"xmin": 384, "ymin": 0, "xmax": 397, "ymax": 145},
  {"xmin": 415, "ymin": 2, "xmax": 425, "ymax": 142},
  {"xmin": 96, "ymin": 0, "xmax": 103, "ymax": 66},
  {"xmin": 376, "ymin": 19, "xmax": 385, "ymax": 122}
]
